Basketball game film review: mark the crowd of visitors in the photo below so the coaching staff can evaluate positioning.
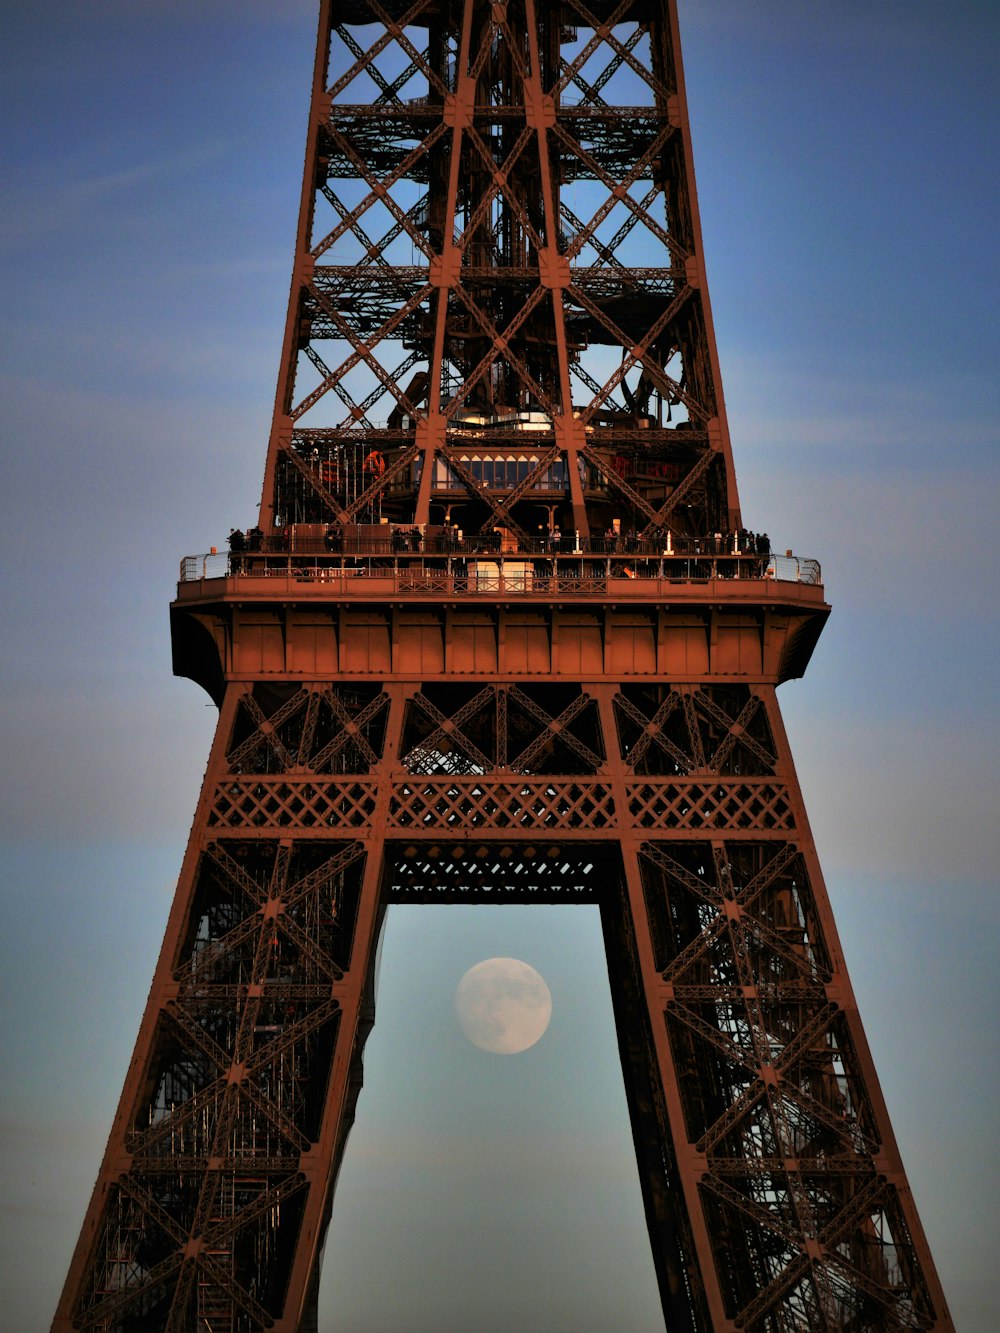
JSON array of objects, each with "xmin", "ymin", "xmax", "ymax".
[
  {"xmin": 227, "ymin": 526, "xmax": 264, "ymax": 553},
  {"xmin": 225, "ymin": 520, "xmax": 775, "ymax": 567}
]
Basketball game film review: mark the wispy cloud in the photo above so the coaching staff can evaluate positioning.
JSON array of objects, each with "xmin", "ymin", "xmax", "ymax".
[
  {"xmin": 0, "ymin": 139, "xmax": 233, "ymax": 246},
  {"xmin": 679, "ymin": 0, "xmax": 997, "ymax": 63},
  {"xmin": 721, "ymin": 350, "xmax": 998, "ymax": 463}
]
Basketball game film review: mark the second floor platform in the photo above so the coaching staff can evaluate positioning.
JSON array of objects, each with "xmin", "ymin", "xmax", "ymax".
[
  {"xmin": 171, "ymin": 537, "xmax": 829, "ymax": 702},
  {"xmin": 180, "ymin": 531, "xmax": 821, "ymax": 605}
]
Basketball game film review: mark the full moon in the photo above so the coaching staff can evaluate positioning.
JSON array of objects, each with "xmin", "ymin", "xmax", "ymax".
[{"xmin": 454, "ymin": 957, "xmax": 553, "ymax": 1054}]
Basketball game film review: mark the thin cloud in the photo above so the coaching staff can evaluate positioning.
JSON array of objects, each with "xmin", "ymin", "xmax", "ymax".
[
  {"xmin": 722, "ymin": 351, "xmax": 997, "ymax": 459},
  {"xmin": 0, "ymin": 139, "xmax": 233, "ymax": 245}
]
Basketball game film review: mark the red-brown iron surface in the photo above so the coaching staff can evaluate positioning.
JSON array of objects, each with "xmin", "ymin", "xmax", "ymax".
[{"xmin": 54, "ymin": 3, "xmax": 953, "ymax": 1329}]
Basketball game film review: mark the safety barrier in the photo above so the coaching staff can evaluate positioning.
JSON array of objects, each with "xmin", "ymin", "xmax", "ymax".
[{"xmin": 179, "ymin": 550, "xmax": 821, "ymax": 589}]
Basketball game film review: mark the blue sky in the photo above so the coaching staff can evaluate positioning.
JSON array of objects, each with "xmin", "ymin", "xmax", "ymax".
[{"xmin": 1, "ymin": 2, "xmax": 997, "ymax": 1328}]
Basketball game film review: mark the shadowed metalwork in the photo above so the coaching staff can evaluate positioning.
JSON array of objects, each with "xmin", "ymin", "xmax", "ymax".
[{"xmin": 55, "ymin": 3, "xmax": 953, "ymax": 1330}]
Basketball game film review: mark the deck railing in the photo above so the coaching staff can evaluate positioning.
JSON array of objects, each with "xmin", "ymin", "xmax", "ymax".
[{"xmin": 179, "ymin": 550, "xmax": 821, "ymax": 589}]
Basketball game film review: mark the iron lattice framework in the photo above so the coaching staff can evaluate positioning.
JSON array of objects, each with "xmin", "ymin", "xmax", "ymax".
[{"xmin": 55, "ymin": 3, "xmax": 953, "ymax": 1330}]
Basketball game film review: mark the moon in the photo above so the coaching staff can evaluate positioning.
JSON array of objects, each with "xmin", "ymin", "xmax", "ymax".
[{"xmin": 455, "ymin": 957, "xmax": 553, "ymax": 1054}]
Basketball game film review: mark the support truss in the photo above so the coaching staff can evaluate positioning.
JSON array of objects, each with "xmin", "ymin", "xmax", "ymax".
[{"xmin": 55, "ymin": 4, "xmax": 953, "ymax": 1331}]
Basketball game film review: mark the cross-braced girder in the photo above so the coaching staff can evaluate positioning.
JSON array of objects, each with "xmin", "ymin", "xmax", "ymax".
[
  {"xmin": 55, "ymin": 666, "xmax": 953, "ymax": 1332},
  {"xmin": 54, "ymin": 3, "xmax": 953, "ymax": 1331},
  {"xmin": 258, "ymin": 0, "xmax": 741, "ymax": 547}
]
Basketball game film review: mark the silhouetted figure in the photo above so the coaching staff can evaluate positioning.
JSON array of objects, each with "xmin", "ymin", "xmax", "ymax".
[{"xmin": 227, "ymin": 528, "xmax": 246, "ymax": 574}]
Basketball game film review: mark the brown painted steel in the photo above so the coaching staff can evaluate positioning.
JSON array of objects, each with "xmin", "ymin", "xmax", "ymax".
[{"xmin": 54, "ymin": 3, "xmax": 953, "ymax": 1330}]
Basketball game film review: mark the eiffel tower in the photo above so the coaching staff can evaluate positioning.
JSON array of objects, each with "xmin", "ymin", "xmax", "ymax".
[{"xmin": 54, "ymin": 3, "xmax": 953, "ymax": 1329}]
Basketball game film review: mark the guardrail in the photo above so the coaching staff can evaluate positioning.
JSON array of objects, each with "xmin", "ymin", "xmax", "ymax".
[
  {"xmin": 224, "ymin": 532, "xmax": 774, "ymax": 558},
  {"xmin": 179, "ymin": 551, "xmax": 821, "ymax": 588}
]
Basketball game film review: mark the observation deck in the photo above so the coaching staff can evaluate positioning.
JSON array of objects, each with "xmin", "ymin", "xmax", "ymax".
[
  {"xmin": 177, "ymin": 545, "xmax": 821, "ymax": 600},
  {"xmin": 172, "ymin": 538, "xmax": 828, "ymax": 705}
]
